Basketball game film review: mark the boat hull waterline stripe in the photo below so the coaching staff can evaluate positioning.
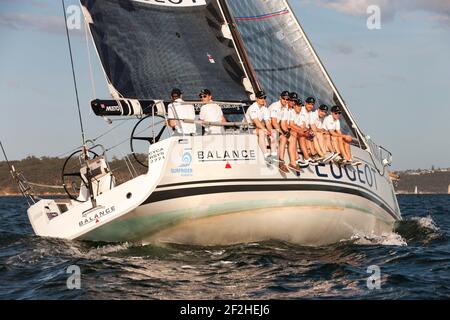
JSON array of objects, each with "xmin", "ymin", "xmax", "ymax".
[
  {"xmin": 142, "ymin": 183, "xmax": 399, "ymax": 221},
  {"xmin": 156, "ymin": 178, "xmax": 396, "ymax": 217}
]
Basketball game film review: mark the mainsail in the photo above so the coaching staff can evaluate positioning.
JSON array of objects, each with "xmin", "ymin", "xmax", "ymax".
[
  {"xmin": 80, "ymin": 0, "xmax": 253, "ymax": 101},
  {"xmin": 225, "ymin": 0, "xmax": 366, "ymax": 142}
]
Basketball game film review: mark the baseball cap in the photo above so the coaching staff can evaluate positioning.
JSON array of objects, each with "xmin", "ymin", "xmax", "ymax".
[
  {"xmin": 305, "ymin": 97, "xmax": 316, "ymax": 104},
  {"xmin": 319, "ymin": 104, "xmax": 329, "ymax": 111},
  {"xmin": 199, "ymin": 89, "xmax": 211, "ymax": 97},
  {"xmin": 288, "ymin": 92, "xmax": 299, "ymax": 101},
  {"xmin": 331, "ymin": 106, "xmax": 342, "ymax": 113},
  {"xmin": 255, "ymin": 90, "xmax": 267, "ymax": 99},
  {"xmin": 280, "ymin": 91, "xmax": 290, "ymax": 98}
]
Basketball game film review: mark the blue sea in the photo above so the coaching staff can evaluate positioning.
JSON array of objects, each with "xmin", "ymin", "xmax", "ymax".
[{"xmin": 0, "ymin": 195, "xmax": 448, "ymax": 300}]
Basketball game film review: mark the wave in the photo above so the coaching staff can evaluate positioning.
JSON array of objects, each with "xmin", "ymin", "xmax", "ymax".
[
  {"xmin": 343, "ymin": 215, "xmax": 444, "ymax": 247},
  {"xmin": 394, "ymin": 215, "xmax": 445, "ymax": 244},
  {"xmin": 347, "ymin": 232, "xmax": 407, "ymax": 246}
]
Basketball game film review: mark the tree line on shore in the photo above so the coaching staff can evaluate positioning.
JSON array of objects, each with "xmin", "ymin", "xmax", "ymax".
[
  {"xmin": 1, "ymin": 156, "xmax": 449, "ymax": 195},
  {"xmin": 0, "ymin": 155, "xmax": 146, "ymax": 196}
]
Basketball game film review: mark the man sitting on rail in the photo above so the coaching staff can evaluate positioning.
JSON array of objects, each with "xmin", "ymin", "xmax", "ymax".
[
  {"xmin": 312, "ymin": 104, "xmax": 338, "ymax": 163},
  {"xmin": 288, "ymin": 98, "xmax": 314, "ymax": 169},
  {"xmin": 324, "ymin": 106, "xmax": 362, "ymax": 166},
  {"xmin": 245, "ymin": 90, "xmax": 277, "ymax": 162},
  {"xmin": 269, "ymin": 90, "xmax": 290, "ymax": 172}
]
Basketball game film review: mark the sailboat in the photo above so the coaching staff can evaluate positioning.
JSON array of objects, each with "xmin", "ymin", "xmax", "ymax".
[{"xmin": 22, "ymin": 0, "xmax": 401, "ymax": 246}]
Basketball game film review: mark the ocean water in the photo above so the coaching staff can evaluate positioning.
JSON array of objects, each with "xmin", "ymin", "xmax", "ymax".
[{"xmin": 0, "ymin": 195, "xmax": 448, "ymax": 300}]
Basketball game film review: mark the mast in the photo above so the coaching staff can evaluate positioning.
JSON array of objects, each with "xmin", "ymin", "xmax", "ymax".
[
  {"xmin": 282, "ymin": 0, "xmax": 368, "ymax": 149},
  {"xmin": 217, "ymin": 0, "xmax": 260, "ymax": 97}
]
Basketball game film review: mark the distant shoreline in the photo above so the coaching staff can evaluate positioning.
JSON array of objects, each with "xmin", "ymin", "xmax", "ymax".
[
  {"xmin": 2, "ymin": 192, "xmax": 449, "ymax": 198},
  {"xmin": 396, "ymin": 193, "xmax": 450, "ymax": 195}
]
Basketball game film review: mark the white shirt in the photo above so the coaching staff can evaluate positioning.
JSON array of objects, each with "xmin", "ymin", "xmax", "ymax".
[
  {"xmin": 167, "ymin": 99, "xmax": 196, "ymax": 134},
  {"xmin": 314, "ymin": 113, "xmax": 326, "ymax": 130},
  {"xmin": 290, "ymin": 110, "xmax": 307, "ymax": 127},
  {"xmin": 281, "ymin": 108, "xmax": 293, "ymax": 122},
  {"xmin": 301, "ymin": 109, "xmax": 317, "ymax": 128},
  {"xmin": 268, "ymin": 100, "xmax": 287, "ymax": 121},
  {"xmin": 245, "ymin": 102, "xmax": 270, "ymax": 124},
  {"xmin": 324, "ymin": 115, "xmax": 341, "ymax": 131},
  {"xmin": 199, "ymin": 102, "xmax": 224, "ymax": 134}
]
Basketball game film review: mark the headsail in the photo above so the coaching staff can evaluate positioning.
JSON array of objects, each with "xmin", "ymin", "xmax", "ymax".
[
  {"xmin": 225, "ymin": 0, "xmax": 366, "ymax": 144},
  {"xmin": 80, "ymin": 0, "xmax": 254, "ymax": 101}
]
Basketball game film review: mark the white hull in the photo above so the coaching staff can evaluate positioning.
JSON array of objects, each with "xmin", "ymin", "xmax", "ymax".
[
  {"xmin": 28, "ymin": 135, "xmax": 401, "ymax": 246},
  {"xmin": 122, "ymin": 191, "xmax": 394, "ymax": 246}
]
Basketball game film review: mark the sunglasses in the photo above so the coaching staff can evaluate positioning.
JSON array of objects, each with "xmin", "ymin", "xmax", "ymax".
[
  {"xmin": 258, "ymin": 96, "xmax": 267, "ymax": 100},
  {"xmin": 333, "ymin": 112, "xmax": 342, "ymax": 115},
  {"xmin": 199, "ymin": 94, "xmax": 208, "ymax": 98},
  {"xmin": 281, "ymin": 97, "xmax": 289, "ymax": 101}
]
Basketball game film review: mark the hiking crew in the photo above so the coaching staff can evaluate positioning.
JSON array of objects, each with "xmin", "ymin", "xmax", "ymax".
[
  {"xmin": 245, "ymin": 90, "xmax": 277, "ymax": 162},
  {"xmin": 324, "ymin": 106, "xmax": 362, "ymax": 166}
]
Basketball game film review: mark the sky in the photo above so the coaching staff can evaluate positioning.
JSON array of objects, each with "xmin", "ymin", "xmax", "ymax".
[{"xmin": 0, "ymin": 0, "xmax": 449, "ymax": 170}]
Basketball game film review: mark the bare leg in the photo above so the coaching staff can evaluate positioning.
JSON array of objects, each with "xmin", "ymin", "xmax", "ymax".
[
  {"xmin": 337, "ymin": 137, "xmax": 351, "ymax": 161},
  {"xmin": 256, "ymin": 129, "xmax": 268, "ymax": 155},
  {"xmin": 331, "ymin": 136, "xmax": 341, "ymax": 154},
  {"xmin": 299, "ymin": 136, "xmax": 310, "ymax": 160},
  {"xmin": 269, "ymin": 129, "xmax": 278, "ymax": 156},
  {"xmin": 344, "ymin": 143, "xmax": 351, "ymax": 160},
  {"xmin": 279, "ymin": 135, "xmax": 287, "ymax": 161},
  {"xmin": 288, "ymin": 133, "xmax": 299, "ymax": 165},
  {"xmin": 315, "ymin": 132, "xmax": 327, "ymax": 157},
  {"xmin": 306, "ymin": 139, "xmax": 316, "ymax": 157},
  {"xmin": 343, "ymin": 135, "xmax": 353, "ymax": 160},
  {"xmin": 324, "ymin": 134, "xmax": 333, "ymax": 152}
]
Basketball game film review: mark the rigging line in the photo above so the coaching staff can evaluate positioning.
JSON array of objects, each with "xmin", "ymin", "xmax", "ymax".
[
  {"xmin": 124, "ymin": 153, "xmax": 138, "ymax": 178},
  {"xmin": 54, "ymin": 119, "xmax": 133, "ymax": 158},
  {"xmin": 56, "ymin": 145, "xmax": 83, "ymax": 158},
  {"xmin": 105, "ymin": 121, "xmax": 164, "ymax": 152},
  {"xmin": 108, "ymin": 126, "xmax": 137, "ymax": 178},
  {"xmin": 62, "ymin": 0, "xmax": 86, "ymax": 146},
  {"xmin": 0, "ymin": 141, "xmax": 12, "ymax": 169},
  {"xmin": 234, "ymin": 10, "xmax": 290, "ymax": 21},
  {"xmin": 92, "ymin": 120, "xmax": 129, "ymax": 143},
  {"xmin": 84, "ymin": 17, "xmax": 97, "ymax": 98}
]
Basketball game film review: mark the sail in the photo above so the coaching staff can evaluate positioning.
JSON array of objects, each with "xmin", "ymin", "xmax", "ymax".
[
  {"xmin": 225, "ymin": 0, "xmax": 363, "ymax": 139},
  {"xmin": 80, "ymin": 0, "xmax": 252, "ymax": 101}
]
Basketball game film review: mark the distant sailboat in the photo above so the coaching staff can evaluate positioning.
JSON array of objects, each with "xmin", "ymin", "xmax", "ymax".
[{"xmin": 414, "ymin": 186, "xmax": 418, "ymax": 194}]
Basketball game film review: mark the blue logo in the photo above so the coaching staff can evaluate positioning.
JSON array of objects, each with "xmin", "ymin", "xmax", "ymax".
[
  {"xmin": 171, "ymin": 151, "xmax": 193, "ymax": 176},
  {"xmin": 180, "ymin": 152, "xmax": 192, "ymax": 168}
]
